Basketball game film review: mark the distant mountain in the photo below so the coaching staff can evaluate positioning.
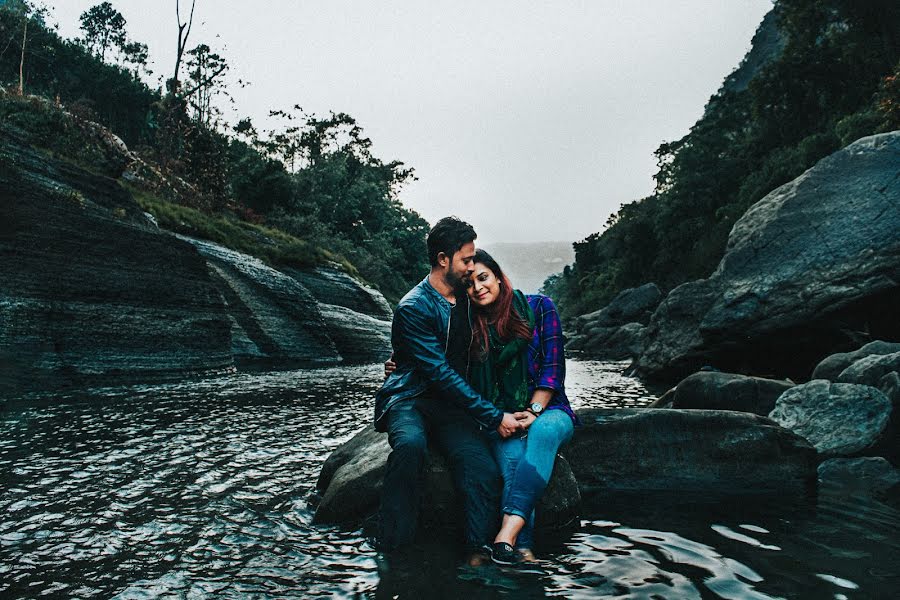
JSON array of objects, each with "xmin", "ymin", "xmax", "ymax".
[{"xmin": 481, "ymin": 241, "xmax": 574, "ymax": 295}]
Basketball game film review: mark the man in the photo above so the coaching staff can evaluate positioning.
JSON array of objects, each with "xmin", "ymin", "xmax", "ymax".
[{"xmin": 373, "ymin": 216, "xmax": 522, "ymax": 559}]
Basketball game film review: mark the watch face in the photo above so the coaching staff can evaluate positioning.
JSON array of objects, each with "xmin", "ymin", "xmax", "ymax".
[{"xmin": 530, "ymin": 403, "xmax": 543, "ymax": 413}]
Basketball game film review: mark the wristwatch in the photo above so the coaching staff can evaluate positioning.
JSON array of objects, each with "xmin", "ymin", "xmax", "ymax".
[{"xmin": 529, "ymin": 402, "xmax": 544, "ymax": 416}]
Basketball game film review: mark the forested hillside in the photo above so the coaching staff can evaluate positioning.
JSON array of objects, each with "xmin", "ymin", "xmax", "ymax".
[
  {"xmin": 544, "ymin": 0, "xmax": 900, "ymax": 318},
  {"xmin": 0, "ymin": 0, "xmax": 429, "ymax": 303}
]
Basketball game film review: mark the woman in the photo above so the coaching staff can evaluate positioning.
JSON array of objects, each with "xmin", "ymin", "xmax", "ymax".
[{"xmin": 466, "ymin": 249, "xmax": 577, "ymax": 565}]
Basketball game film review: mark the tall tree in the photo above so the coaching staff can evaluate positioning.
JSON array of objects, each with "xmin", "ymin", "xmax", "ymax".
[
  {"xmin": 0, "ymin": 0, "xmax": 48, "ymax": 95},
  {"xmin": 184, "ymin": 43, "xmax": 228, "ymax": 126},
  {"xmin": 78, "ymin": 2, "xmax": 126, "ymax": 62}
]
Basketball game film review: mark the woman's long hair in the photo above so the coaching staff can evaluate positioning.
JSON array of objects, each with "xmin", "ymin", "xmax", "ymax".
[{"xmin": 471, "ymin": 249, "xmax": 533, "ymax": 357}]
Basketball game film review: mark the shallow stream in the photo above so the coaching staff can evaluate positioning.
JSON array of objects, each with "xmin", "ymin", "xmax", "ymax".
[{"xmin": 1, "ymin": 361, "xmax": 897, "ymax": 598}]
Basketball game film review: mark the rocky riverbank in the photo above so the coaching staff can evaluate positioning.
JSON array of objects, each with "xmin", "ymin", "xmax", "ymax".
[
  {"xmin": 0, "ymin": 123, "xmax": 391, "ymax": 397},
  {"xmin": 310, "ymin": 406, "xmax": 818, "ymax": 531},
  {"xmin": 567, "ymin": 132, "xmax": 900, "ymax": 382},
  {"xmin": 312, "ymin": 339, "xmax": 898, "ymax": 534},
  {"xmin": 558, "ymin": 132, "xmax": 900, "ymax": 503}
]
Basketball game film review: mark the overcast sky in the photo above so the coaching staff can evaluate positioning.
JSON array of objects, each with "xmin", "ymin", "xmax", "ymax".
[{"xmin": 51, "ymin": 0, "xmax": 772, "ymax": 245}]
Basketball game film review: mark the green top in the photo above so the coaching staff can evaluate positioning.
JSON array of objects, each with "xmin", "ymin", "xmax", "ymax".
[{"xmin": 469, "ymin": 289, "xmax": 536, "ymax": 413}]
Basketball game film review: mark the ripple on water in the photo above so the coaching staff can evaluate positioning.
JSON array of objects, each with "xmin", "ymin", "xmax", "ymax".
[{"xmin": 2, "ymin": 360, "xmax": 899, "ymax": 598}]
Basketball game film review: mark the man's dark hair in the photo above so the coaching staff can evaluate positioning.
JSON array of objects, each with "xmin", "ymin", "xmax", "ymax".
[{"xmin": 427, "ymin": 216, "xmax": 477, "ymax": 267}]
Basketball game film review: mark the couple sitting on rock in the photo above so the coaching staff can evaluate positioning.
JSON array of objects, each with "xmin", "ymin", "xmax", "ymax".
[{"xmin": 373, "ymin": 216, "xmax": 577, "ymax": 566}]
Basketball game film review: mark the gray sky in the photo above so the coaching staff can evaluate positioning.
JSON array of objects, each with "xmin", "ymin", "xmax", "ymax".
[{"xmin": 51, "ymin": 0, "xmax": 772, "ymax": 245}]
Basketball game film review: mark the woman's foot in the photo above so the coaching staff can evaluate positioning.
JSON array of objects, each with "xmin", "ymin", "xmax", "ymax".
[{"xmin": 490, "ymin": 542, "xmax": 522, "ymax": 565}]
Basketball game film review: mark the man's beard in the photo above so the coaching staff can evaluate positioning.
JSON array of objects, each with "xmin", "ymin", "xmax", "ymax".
[{"xmin": 444, "ymin": 270, "xmax": 468, "ymax": 295}]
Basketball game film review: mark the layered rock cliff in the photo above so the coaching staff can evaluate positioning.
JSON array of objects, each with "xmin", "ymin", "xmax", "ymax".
[{"xmin": 0, "ymin": 125, "xmax": 392, "ymax": 396}]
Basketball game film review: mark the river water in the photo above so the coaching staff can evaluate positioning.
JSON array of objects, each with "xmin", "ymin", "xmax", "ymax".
[{"xmin": 1, "ymin": 360, "xmax": 897, "ymax": 599}]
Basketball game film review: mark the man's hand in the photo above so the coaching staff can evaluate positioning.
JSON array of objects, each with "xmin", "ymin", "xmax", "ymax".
[
  {"xmin": 496, "ymin": 412, "xmax": 523, "ymax": 438},
  {"xmin": 384, "ymin": 356, "xmax": 396, "ymax": 379},
  {"xmin": 513, "ymin": 411, "xmax": 536, "ymax": 430}
]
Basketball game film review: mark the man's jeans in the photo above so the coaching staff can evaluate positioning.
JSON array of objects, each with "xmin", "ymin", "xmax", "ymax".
[
  {"xmin": 491, "ymin": 409, "xmax": 574, "ymax": 548},
  {"xmin": 377, "ymin": 397, "xmax": 501, "ymax": 551}
]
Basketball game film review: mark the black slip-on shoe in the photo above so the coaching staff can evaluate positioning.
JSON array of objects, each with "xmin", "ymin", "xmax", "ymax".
[{"xmin": 490, "ymin": 542, "xmax": 522, "ymax": 566}]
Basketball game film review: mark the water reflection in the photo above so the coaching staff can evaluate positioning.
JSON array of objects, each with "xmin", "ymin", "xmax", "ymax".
[{"xmin": 1, "ymin": 360, "xmax": 898, "ymax": 598}]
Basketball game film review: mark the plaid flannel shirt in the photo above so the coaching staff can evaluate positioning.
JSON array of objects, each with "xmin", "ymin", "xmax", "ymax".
[{"xmin": 526, "ymin": 294, "xmax": 577, "ymax": 424}]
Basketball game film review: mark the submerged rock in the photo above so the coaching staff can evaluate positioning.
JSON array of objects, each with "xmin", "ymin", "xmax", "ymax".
[
  {"xmin": 769, "ymin": 380, "xmax": 893, "ymax": 459},
  {"xmin": 817, "ymin": 457, "xmax": 900, "ymax": 496},
  {"xmin": 564, "ymin": 408, "xmax": 816, "ymax": 495},
  {"xmin": 313, "ymin": 407, "xmax": 817, "ymax": 526},
  {"xmin": 672, "ymin": 371, "xmax": 794, "ymax": 415},
  {"xmin": 638, "ymin": 132, "xmax": 900, "ymax": 381},
  {"xmin": 312, "ymin": 424, "xmax": 580, "ymax": 529}
]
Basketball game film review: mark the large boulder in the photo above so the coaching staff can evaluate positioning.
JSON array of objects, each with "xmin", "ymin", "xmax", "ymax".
[
  {"xmin": 564, "ymin": 408, "xmax": 816, "ymax": 494},
  {"xmin": 313, "ymin": 407, "xmax": 819, "ymax": 528},
  {"xmin": 574, "ymin": 322, "xmax": 647, "ymax": 360},
  {"xmin": 312, "ymin": 425, "xmax": 581, "ymax": 529},
  {"xmin": 568, "ymin": 284, "xmax": 661, "ymax": 359},
  {"xmin": 672, "ymin": 371, "xmax": 794, "ymax": 415},
  {"xmin": 769, "ymin": 380, "xmax": 894, "ymax": 460},
  {"xmin": 812, "ymin": 341, "xmax": 900, "ymax": 381},
  {"xmin": 575, "ymin": 283, "xmax": 663, "ymax": 329},
  {"xmin": 638, "ymin": 132, "xmax": 900, "ymax": 381},
  {"xmin": 836, "ymin": 351, "xmax": 900, "ymax": 403}
]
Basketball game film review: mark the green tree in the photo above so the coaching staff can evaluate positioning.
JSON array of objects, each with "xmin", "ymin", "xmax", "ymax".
[
  {"xmin": 184, "ymin": 43, "xmax": 229, "ymax": 127},
  {"xmin": 78, "ymin": 2, "xmax": 126, "ymax": 62}
]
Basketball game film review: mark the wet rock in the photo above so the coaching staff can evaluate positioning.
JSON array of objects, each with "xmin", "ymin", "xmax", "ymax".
[
  {"xmin": 188, "ymin": 236, "xmax": 392, "ymax": 366},
  {"xmin": 648, "ymin": 387, "xmax": 676, "ymax": 408},
  {"xmin": 817, "ymin": 457, "xmax": 900, "ymax": 496},
  {"xmin": 312, "ymin": 425, "xmax": 580, "ymax": 528},
  {"xmin": 603, "ymin": 323, "xmax": 648, "ymax": 360},
  {"xmin": 672, "ymin": 371, "xmax": 794, "ymax": 416},
  {"xmin": 564, "ymin": 408, "xmax": 816, "ymax": 495},
  {"xmin": 837, "ymin": 352, "xmax": 900, "ymax": 402},
  {"xmin": 568, "ymin": 284, "xmax": 661, "ymax": 360},
  {"xmin": 877, "ymin": 372, "xmax": 900, "ymax": 406},
  {"xmin": 637, "ymin": 132, "xmax": 900, "ymax": 381},
  {"xmin": 575, "ymin": 283, "xmax": 663, "ymax": 329},
  {"xmin": 812, "ymin": 341, "xmax": 900, "ymax": 381},
  {"xmin": 184, "ymin": 237, "xmax": 341, "ymax": 365},
  {"xmin": 577, "ymin": 323, "xmax": 647, "ymax": 360},
  {"xmin": 769, "ymin": 381, "xmax": 893, "ymax": 458},
  {"xmin": 638, "ymin": 280, "xmax": 717, "ymax": 378},
  {"xmin": 286, "ymin": 266, "xmax": 392, "ymax": 321}
]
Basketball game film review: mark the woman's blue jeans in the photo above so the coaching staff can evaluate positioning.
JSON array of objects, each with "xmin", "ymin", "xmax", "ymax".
[{"xmin": 491, "ymin": 408, "xmax": 574, "ymax": 548}]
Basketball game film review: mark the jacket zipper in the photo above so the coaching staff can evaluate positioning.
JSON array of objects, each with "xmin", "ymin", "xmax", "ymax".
[
  {"xmin": 465, "ymin": 296, "xmax": 472, "ymax": 379},
  {"xmin": 445, "ymin": 299, "xmax": 451, "ymax": 355}
]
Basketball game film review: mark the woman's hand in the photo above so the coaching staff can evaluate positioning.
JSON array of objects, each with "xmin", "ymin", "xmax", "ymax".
[
  {"xmin": 513, "ymin": 411, "xmax": 536, "ymax": 430},
  {"xmin": 384, "ymin": 357, "xmax": 396, "ymax": 379}
]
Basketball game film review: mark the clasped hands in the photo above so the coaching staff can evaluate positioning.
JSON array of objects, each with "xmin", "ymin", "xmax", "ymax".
[
  {"xmin": 496, "ymin": 410, "xmax": 536, "ymax": 438},
  {"xmin": 383, "ymin": 357, "xmax": 535, "ymax": 439}
]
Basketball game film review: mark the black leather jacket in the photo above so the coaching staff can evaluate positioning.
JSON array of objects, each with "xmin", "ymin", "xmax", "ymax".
[{"xmin": 374, "ymin": 276, "xmax": 504, "ymax": 432}]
